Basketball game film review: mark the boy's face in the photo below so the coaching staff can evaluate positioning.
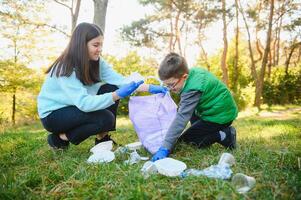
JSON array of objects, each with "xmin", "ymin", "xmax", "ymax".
[{"xmin": 163, "ymin": 74, "xmax": 188, "ymax": 93}]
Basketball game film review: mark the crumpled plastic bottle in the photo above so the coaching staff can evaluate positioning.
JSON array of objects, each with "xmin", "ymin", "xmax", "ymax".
[{"xmin": 180, "ymin": 164, "xmax": 233, "ymax": 180}]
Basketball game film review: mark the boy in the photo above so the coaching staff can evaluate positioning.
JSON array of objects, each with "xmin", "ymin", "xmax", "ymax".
[{"xmin": 151, "ymin": 53, "xmax": 238, "ymax": 161}]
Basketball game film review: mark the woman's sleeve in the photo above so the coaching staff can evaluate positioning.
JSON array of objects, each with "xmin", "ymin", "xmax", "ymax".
[
  {"xmin": 57, "ymin": 73, "xmax": 115, "ymax": 112},
  {"xmin": 100, "ymin": 60, "xmax": 130, "ymax": 87}
]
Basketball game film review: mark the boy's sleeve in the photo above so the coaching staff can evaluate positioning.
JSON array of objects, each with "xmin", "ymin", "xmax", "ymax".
[{"xmin": 162, "ymin": 90, "xmax": 201, "ymax": 150}]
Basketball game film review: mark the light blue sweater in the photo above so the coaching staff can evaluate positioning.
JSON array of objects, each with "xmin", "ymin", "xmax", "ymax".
[{"xmin": 37, "ymin": 59, "xmax": 128, "ymax": 118}]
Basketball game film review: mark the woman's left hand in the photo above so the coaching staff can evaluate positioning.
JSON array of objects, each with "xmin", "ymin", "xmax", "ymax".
[{"xmin": 148, "ymin": 84, "xmax": 168, "ymax": 94}]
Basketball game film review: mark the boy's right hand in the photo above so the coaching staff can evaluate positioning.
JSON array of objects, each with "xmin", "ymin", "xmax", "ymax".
[
  {"xmin": 148, "ymin": 84, "xmax": 168, "ymax": 94},
  {"xmin": 116, "ymin": 81, "xmax": 144, "ymax": 98},
  {"xmin": 151, "ymin": 147, "xmax": 170, "ymax": 161}
]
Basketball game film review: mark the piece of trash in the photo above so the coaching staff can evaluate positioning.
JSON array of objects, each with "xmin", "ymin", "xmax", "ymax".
[
  {"xmin": 125, "ymin": 141, "xmax": 142, "ymax": 151},
  {"xmin": 181, "ymin": 153, "xmax": 234, "ymax": 179},
  {"xmin": 141, "ymin": 161, "xmax": 158, "ymax": 178},
  {"xmin": 154, "ymin": 158, "xmax": 187, "ymax": 177},
  {"xmin": 124, "ymin": 151, "xmax": 149, "ymax": 165},
  {"xmin": 87, "ymin": 150, "xmax": 115, "ymax": 163},
  {"xmin": 231, "ymin": 173, "xmax": 256, "ymax": 193},
  {"xmin": 90, "ymin": 141, "xmax": 113, "ymax": 154},
  {"xmin": 126, "ymin": 72, "xmax": 145, "ymax": 82},
  {"xmin": 181, "ymin": 164, "xmax": 233, "ymax": 180},
  {"xmin": 218, "ymin": 153, "xmax": 236, "ymax": 166},
  {"xmin": 114, "ymin": 146, "xmax": 129, "ymax": 155}
]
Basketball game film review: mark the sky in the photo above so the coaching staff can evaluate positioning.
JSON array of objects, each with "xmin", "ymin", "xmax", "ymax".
[
  {"xmin": 47, "ymin": 0, "xmax": 224, "ymax": 66},
  {"xmin": 0, "ymin": 0, "xmax": 233, "ymax": 69}
]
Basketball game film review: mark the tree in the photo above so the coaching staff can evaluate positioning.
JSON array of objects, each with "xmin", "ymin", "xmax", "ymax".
[
  {"xmin": 233, "ymin": 0, "xmax": 239, "ymax": 93},
  {"xmin": 53, "ymin": 0, "xmax": 82, "ymax": 33},
  {"xmin": 0, "ymin": 60, "xmax": 40, "ymax": 124},
  {"xmin": 121, "ymin": 0, "xmax": 203, "ymax": 55},
  {"xmin": 0, "ymin": 0, "xmax": 50, "ymax": 123},
  {"xmin": 254, "ymin": 0, "xmax": 274, "ymax": 108},
  {"xmin": 93, "ymin": 0, "xmax": 108, "ymax": 33},
  {"xmin": 221, "ymin": 0, "xmax": 229, "ymax": 86},
  {"xmin": 193, "ymin": 1, "xmax": 219, "ymax": 71}
]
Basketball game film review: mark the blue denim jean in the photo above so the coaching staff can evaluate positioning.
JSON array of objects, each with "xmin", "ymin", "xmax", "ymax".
[{"xmin": 40, "ymin": 84, "xmax": 119, "ymax": 145}]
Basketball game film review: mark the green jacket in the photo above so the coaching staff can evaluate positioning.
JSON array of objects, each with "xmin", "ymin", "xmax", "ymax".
[{"xmin": 181, "ymin": 67, "xmax": 238, "ymax": 124}]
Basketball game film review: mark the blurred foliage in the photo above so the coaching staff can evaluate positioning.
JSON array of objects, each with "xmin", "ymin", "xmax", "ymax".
[
  {"xmin": 0, "ymin": 59, "xmax": 43, "ymax": 125},
  {"xmin": 263, "ymin": 66, "xmax": 301, "ymax": 106},
  {"xmin": 104, "ymin": 52, "xmax": 160, "ymax": 115}
]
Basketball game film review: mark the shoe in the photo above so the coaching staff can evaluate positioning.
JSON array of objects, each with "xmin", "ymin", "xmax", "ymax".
[
  {"xmin": 47, "ymin": 134, "xmax": 69, "ymax": 150},
  {"xmin": 95, "ymin": 134, "xmax": 117, "ymax": 145},
  {"xmin": 219, "ymin": 126, "xmax": 236, "ymax": 149}
]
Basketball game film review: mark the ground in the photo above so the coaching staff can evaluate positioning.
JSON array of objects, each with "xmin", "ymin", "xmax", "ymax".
[{"xmin": 0, "ymin": 105, "xmax": 300, "ymax": 199}]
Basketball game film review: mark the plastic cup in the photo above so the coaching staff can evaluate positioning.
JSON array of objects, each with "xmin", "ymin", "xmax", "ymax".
[
  {"xmin": 218, "ymin": 153, "xmax": 236, "ymax": 166},
  {"xmin": 231, "ymin": 173, "xmax": 256, "ymax": 193}
]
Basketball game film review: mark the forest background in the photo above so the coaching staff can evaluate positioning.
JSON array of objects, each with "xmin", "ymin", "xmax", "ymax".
[{"xmin": 0, "ymin": 0, "xmax": 300, "ymax": 126}]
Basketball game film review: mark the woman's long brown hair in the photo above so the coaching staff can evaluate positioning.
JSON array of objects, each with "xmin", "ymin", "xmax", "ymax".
[{"xmin": 46, "ymin": 22, "xmax": 103, "ymax": 85}]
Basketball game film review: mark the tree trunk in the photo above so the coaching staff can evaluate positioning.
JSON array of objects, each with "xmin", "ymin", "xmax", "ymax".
[
  {"xmin": 12, "ymin": 90, "xmax": 16, "ymax": 125},
  {"xmin": 71, "ymin": 0, "xmax": 81, "ymax": 32},
  {"xmin": 268, "ymin": 50, "xmax": 272, "ymax": 79},
  {"xmin": 53, "ymin": 0, "xmax": 81, "ymax": 34},
  {"xmin": 199, "ymin": 42, "xmax": 210, "ymax": 71},
  {"xmin": 255, "ymin": 0, "xmax": 274, "ymax": 109},
  {"xmin": 238, "ymin": 0, "xmax": 257, "ymax": 81},
  {"xmin": 233, "ymin": 0, "xmax": 239, "ymax": 93},
  {"xmin": 221, "ymin": 0, "xmax": 229, "ymax": 86},
  {"xmin": 93, "ymin": 0, "xmax": 108, "ymax": 33},
  {"xmin": 168, "ymin": 2, "xmax": 173, "ymax": 52},
  {"xmin": 285, "ymin": 42, "xmax": 301, "ymax": 74}
]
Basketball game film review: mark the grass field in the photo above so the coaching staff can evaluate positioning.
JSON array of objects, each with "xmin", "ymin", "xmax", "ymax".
[{"xmin": 0, "ymin": 106, "xmax": 300, "ymax": 199}]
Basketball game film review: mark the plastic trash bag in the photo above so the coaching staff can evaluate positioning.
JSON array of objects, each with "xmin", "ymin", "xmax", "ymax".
[{"xmin": 129, "ymin": 93, "xmax": 177, "ymax": 154}]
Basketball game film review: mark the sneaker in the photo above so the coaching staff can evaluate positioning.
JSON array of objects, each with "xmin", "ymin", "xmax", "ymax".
[
  {"xmin": 47, "ymin": 134, "xmax": 69, "ymax": 150},
  {"xmin": 219, "ymin": 126, "xmax": 236, "ymax": 149},
  {"xmin": 95, "ymin": 134, "xmax": 117, "ymax": 145}
]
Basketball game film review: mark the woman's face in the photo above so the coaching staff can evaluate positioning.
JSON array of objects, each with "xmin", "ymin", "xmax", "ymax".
[{"xmin": 87, "ymin": 35, "xmax": 103, "ymax": 61}]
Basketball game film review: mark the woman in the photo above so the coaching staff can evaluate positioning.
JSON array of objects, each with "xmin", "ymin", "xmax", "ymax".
[{"xmin": 37, "ymin": 22, "xmax": 167, "ymax": 150}]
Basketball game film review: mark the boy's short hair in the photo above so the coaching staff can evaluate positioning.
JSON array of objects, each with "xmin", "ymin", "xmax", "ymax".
[{"xmin": 158, "ymin": 52, "xmax": 189, "ymax": 80}]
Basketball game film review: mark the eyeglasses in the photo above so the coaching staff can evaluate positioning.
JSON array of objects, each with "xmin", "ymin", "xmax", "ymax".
[{"xmin": 164, "ymin": 77, "xmax": 183, "ymax": 89}]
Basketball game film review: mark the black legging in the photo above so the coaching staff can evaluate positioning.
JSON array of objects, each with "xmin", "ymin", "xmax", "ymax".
[
  {"xmin": 178, "ymin": 112, "xmax": 232, "ymax": 148},
  {"xmin": 40, "ymin": 84, "xmax": 119, "ymax": 145}
]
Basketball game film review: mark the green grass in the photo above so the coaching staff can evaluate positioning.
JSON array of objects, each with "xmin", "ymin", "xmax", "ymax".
[{"xmin": 0, "ymin": 106, "xmax": 301, "ymax": 199}]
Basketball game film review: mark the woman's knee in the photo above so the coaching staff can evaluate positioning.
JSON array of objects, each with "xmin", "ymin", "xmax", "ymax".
[{"xmin": 95, "ymin": 110, "xmax": 116, "ymax": 131}]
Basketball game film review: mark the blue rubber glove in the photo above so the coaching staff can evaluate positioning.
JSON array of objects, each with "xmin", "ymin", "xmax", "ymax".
[
  {"xmin": 116, "ymin": 80, "xmax": 144, "ymax": 98},
  {"xmin": 151, "ymin": 147, "xmax": 170, "ymax": 162},
  {"xmin": 148, "ymin": 84, "xmax": 168, "ymax": 94}
]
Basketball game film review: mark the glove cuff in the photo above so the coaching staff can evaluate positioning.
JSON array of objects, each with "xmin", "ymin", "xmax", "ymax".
[{"xmin": 148, "ymin": 84, "xmax": 154, "ymax": 92}]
